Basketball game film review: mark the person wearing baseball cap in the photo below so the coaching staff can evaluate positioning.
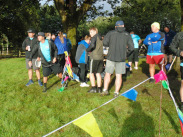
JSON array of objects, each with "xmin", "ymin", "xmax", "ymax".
[
  {"xmin": 143, "ymin": 22, "xmax": 166, "ymax": 83},
  {"xmin": 115, "ymin": 20, "xmax": 124, "ymax": 26},
  {"xmin": 22, "ymin": 28, "xmax": 43, "ymax": 87},
  {"xmin": 101, "ymin": 20, "xmax": 134, "ymax": 98},
  {"xmin": 29, "ymin": 32, "xmax": 62, "ymax": 92},
  {"xmin": 27, "ymin": 28, "xmax": 36, "ymax": 33}
]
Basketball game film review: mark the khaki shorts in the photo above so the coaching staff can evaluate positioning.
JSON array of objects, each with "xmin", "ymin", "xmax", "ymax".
[
  {"xmin": 105, "ymin": 60, "xmax": 126, "ymax": 74},
  {"xmin": 26, "ymin": 59, "xmax": 39, "ymax": 70}
]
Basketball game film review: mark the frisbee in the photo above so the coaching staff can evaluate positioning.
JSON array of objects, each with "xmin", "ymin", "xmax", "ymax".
[{"xmin": 35, "ymin": 59, "xmax": 41, "ymax": 68}]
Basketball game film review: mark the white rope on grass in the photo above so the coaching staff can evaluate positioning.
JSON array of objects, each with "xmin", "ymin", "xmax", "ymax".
[
  {"xmin": 167, "ymin": 83, "xmax": 179, "ymax": 112},
  {"xmin": 119, "ymin": 77, "xmax": 151, "ymax": 96},
  {"xmin": 42, "ymin": 77, "xmax": 150, "ymax": 137}
]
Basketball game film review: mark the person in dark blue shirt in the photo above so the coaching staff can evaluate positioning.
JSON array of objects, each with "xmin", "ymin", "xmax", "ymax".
[
  {"xmin": 164, "ymin": 26, "xmax": 176, "ymax": 64},
  {"xmin": 63, "ymin": 33, "xmax": 72, "ymax": 54},
  {"xmin": 54, "ymin": 31, "xmax": 68, "ymax": 73}
]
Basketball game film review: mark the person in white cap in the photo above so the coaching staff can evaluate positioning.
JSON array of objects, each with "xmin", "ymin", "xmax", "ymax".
[{"xmin": 143, "ymin": 22, "xmax": 166, "ymax": 83}]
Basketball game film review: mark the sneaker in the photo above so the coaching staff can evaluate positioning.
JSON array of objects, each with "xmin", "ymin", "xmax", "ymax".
[
  {"xmin": 26, "ymin": 80, "xmax": 34, "ymax": 86},
  {"xmin": 97, "ymin": 88, "xmax": 102, "ymax": 93},
  {"xmin": 38, "ymin": 80, "xmax": 43, "ymax": 86},
  {"xmin": 100, "ymin": 90, "xmax": 110, "ymax": 96},
  {"xmin": 88, "ymin": 87, "xmax": 97, "ymax": 93},
  {"xmin": 80, "ymin": 82, "xmax": 90, "ymax": 87},
  {"xmin": 149, "ymin": 78, "xmax": 155, "ymax": 83},
  {"xmin": 113, "ymin": 92, "xmax": 119, "ymax": 98},
  {"xmin": 43, "ymin": 87, "xmax": 47, "ymax": 92},
  {"xmin": 134, "ymin": 67, "xmax": 138, "ymax": 70}
]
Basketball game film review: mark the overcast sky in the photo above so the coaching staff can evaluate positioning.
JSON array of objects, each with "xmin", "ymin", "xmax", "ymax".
[{"xmin": 40, "ymin": 0, "xmax": 121, "ymax": 13}]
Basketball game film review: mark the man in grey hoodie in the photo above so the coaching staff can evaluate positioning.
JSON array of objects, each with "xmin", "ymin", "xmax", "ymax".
[{"xmin": 101, "ymin": 21, "xmax": 134, "ymax": 98}]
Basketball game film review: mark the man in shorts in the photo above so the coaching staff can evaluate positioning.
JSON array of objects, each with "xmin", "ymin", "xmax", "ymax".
[
  {"xmin": 143, "ymin": 22, "xmax": 165, "ymax": 83},
  {"xmin": 86, "ymin": 27, "xmax": 104, "ymax": 93},
  {"xmin": 29, "ymin": 32, "xmax": 62, "ymax": 92},
  {"xmin": 128, "ymin": 31, "xmax": 142, "ymax": 71},
  {"xmin": 101, "ymin": 20, "xmax": 134, "ymax": 98},
  {"xmin": 164, "ymin": 26, "xmax": 176, "ymax": 64},
  {"xmin": 22, "ymin": 28, "xmax": 43, "ymax": 86},
  {"xmin": 170, "ymin": 32, "xmax": 183, "ymax": 111}
]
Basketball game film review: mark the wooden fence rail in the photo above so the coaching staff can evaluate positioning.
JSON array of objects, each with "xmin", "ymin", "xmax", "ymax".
[{"xmin": 0, "ymin": 47, "xmax": 25, "ymax": 58}]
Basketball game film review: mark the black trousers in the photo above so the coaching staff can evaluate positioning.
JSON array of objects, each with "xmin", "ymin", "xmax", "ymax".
[
  {"xmin": 57, "ymin": 54, "xmax": 65, "ymax": 73},
  {"xmin": 79, "ymin": 63, "xmax": 87, "ymax": 82}
]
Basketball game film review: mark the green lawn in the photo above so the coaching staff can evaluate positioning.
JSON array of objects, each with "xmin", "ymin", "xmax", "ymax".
[{"xmin": 0, "ymin": 58, "xmax": 181, "ymax": 137}]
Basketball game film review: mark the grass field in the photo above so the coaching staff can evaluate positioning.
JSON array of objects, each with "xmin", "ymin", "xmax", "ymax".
[{"xmin": 0, "ymin": 58, "xmax": 182, "ymax": 137}]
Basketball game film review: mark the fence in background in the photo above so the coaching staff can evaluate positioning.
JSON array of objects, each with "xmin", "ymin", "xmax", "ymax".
[{"xmin": 0, "ymin": 47, "xmax": 25, "ymax": 58}]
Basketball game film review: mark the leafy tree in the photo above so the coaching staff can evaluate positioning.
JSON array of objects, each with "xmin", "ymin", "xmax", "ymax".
[
  {"xmin": 0, "ymin": 0, "xmax": 40, "ymax": 48},
  {"xmin": 39, "ymin": 5, "xmax": 62, "ymax": 33},
  {"xmin": 77, "ymin": 16, "xmax": 121, "ymax": 40},
  {"xmin": 114, "ymin": 0, "xmax": 181, "ymax": 38},
  {"xmin": 181, "ymin": 0, "xmax": 183, "ymax": 30},
  {"xmin": 53, "ymin": 0, "xmax": 121, "ymax": 46}
]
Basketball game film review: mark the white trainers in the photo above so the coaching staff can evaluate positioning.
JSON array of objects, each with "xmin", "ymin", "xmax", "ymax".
[
  {"xmin": 80, "ymin": 82, "xmax": 90, "ymax": 87},
  {"xmin": 134, "ymin": 67, "xmax": 138, "ymax": 70}
]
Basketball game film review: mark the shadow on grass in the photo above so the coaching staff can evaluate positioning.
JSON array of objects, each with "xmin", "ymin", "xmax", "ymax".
[
  {"xmin": 142, "ymin": 88, "xmax": 152, "ymax": 96},
  {"xmin": 108, "ymin": 108, "xmax": 119, "ymax": 123},
  {"xmin": 167, "ymin": 69, "xmax": 181, "ymax": 106},
  {"xmin": 47, "ymin": 79, "xmax": 61, "ymax": 90},
  {"xmin": 119, "ymin": 101, "xmax": 155, "ymax": 137},
  {"xmin": 139, "ymin": 61, "xmax": 150, "ymax": 77},
  {"xmin": 162, "ymin": 108, "xmax": 180, "ymax": 134}
]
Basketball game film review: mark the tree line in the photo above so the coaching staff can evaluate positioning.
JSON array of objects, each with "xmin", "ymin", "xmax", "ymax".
[{"xmin": 0, "ymin": 0, "xmax": 181, "ymax": 49}]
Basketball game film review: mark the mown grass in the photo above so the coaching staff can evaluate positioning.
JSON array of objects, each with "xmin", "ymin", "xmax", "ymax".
[{"xmin": 0, "ymin": 58, "xmax": 181, "ymax": 137}]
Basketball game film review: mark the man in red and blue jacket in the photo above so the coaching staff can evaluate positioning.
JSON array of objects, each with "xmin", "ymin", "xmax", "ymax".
[{"xmin": 143, "ymin": 22, "xmax": 165, "ymax": 83}]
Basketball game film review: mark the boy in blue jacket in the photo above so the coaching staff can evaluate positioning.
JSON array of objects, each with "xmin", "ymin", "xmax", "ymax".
[{"xmin": 75, "ymin": 35, "xmax": 91, "ymax": 87}]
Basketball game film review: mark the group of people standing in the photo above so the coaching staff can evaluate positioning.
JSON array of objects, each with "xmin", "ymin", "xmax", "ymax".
[
  {"xmin": 75, "ymin": 21, "xmax": 134, "ymax": 98},
  {"xmin": 22, "ymin": 20, "xmax": 183, "ymax": 109},
  {"xmin": 22, "ymin": 30, "xmax": 72, "ymax": 92}
]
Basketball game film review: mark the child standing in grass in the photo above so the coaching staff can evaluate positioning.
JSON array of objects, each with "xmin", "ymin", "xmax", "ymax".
[
  {"xmin": 75, "ymin": 35, "xmax": 91, "ymax": 87},
  {"xmin": 86, "ymin": 27, "xmax": 104, "ymax": 93}
]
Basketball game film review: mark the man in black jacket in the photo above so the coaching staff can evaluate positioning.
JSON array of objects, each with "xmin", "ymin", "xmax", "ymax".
[
  {"xmin": 170, "ymin": 32, "xmax": 183, "ymax": 111},
  {"xmin": 22, "ymin": 28, "xmax": 42, "ymax": 87},
  {"xmin": 101, "ymin": 21, "xmax": 134, "ymax": 98},
  {"xmin": 29, "ymin": 32, "xmax": 62, "ymax": 92}
]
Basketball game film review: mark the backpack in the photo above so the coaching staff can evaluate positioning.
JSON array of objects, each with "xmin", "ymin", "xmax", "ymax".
[{"xmin": 90, "ymin": 36, "xmax": 104, "ymax": 60}]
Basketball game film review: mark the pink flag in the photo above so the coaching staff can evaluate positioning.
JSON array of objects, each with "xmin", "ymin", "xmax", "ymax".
[{"xmin": 154, "ymin": 70, "xmax": 167, "ymax": 83}]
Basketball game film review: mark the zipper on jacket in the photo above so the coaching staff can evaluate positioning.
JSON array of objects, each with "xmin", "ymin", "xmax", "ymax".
[{"xmin": 30, "ymin": 39, "xmax": 32, "ymax": 50}]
